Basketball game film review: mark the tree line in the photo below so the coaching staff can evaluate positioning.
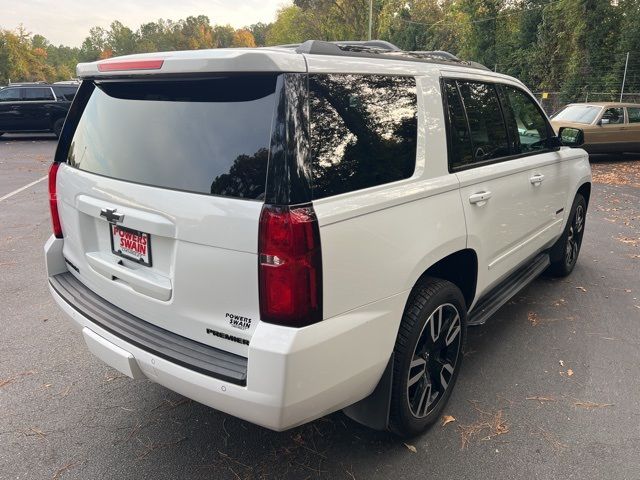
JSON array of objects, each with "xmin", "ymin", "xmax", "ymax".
[{"xmin": 2, "ymin": 0, "xmax": 640, "ymax": 104}]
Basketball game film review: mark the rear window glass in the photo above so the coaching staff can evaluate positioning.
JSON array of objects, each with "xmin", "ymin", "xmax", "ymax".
[
  {"xmin": 67, "ymin": 76, "xmax": 278, "ymax": 199},
  {"xmin": 53, "ymin": 86, "xmax": 78, "ymax": 101},
  {"xmin": 309, "ymin": 74, "xmax": 417, "ymax": 199},
  {"xmin": 552, "ymin": 105, "xmax": 601, "ymax": 124}
]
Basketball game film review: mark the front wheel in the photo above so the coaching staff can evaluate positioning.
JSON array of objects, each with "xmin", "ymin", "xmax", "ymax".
[
  {"xmin": 547, "ymin": 193, "xmax": 587, "ymax": 277},
  {"xmin": 389, "ymin": 278, "xmax": 467, "ymax": 437}
]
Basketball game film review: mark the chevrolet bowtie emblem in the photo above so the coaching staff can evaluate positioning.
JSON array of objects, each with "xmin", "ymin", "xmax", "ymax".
[{"xmin": 100, "ymin": 208, "xmax": 124, "ymax": 224}]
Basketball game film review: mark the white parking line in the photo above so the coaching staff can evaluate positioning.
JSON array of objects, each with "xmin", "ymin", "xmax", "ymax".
[{"xmin": 0, "ymin": 176, "xmax": 47, "ymax": 203}]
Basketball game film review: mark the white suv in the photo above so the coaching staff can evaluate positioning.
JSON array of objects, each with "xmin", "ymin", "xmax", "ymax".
[{"xmin": 44, "ymin": 41, "xmax": 591, "ymax": 437}]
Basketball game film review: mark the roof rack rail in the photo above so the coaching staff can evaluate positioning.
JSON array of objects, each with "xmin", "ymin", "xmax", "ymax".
[
  {"xmin": 294, "ymin": 40, "xmax": 400, "ymax": 55},
  {"xmin": 286, "ymin": 40, "xmax": 489, "ymax": 71}
]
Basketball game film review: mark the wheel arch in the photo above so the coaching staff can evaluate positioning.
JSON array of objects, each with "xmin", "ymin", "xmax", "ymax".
[
  {"xmin": 343, "ymin": 249, "xmax": 478, "ymax": 431},
  {"xmin": 411, "ymin": 248, "xmax": 478, "ymax": 310},
  {"xmin": 577, "ymin": 181, "xmax": 591, "ymax": 207}
]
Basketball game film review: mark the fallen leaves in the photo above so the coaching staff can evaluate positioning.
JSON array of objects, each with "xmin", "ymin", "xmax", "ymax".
[
  {"xmin": 567, "ymin": 369, "xmax": 574, "ymax": 377},
  {"xmin": 104, "ymin": 370, "xmax": 127, "ymax": 383},
  {"xmin": 616, "ymin": 236, "xmax": 640, "ymax": 247},
  {"xmin": 51, "ymin": 461, "xmax": 79, "ymax": 480},
  {"xmin": 403, "ymin": 442, "xmax": 417, "ymax": 453},
  {"xmin": 137, "ymin": 437, "xmax": 187, "ymax": 460},
  {"xmin": 574, "ymin": 401, "xmax": 614, "ymax": 410},
  {"xmin": 591, "ymin": 160, "xmax": 640, "ymax": 188},
  {"xmin": 21, "ymin": 427, "xmax": 47, "ymax": 438},
  {"xmin": 532, "ymin": 426, "xmax": 569, "ymax": 452},
  {"xmin": 441, "ymin": 415, "xmax": 456, "ymax": 426},
  {"xmin": 0, "ymin": 369, "xmax": 36, "ymax": 389},
  {"xmin": 528, "ymin": 312, "xmax": 540, "ymax": 326},
  {"xmin": 457, "ymin": 407, "xmax": 509, "ymax": 450},
  {"xmin": 526, "ymin": 396, "xmax": 557, "ymax": 403}
]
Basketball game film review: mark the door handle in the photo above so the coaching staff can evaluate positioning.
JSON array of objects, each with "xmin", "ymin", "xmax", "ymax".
[
  {"xmin": 529, "ymin": 174, "xmax": 545, "ymax": 185},
  {"xmin": 469, "ymin": 191, "xmax": 492, "ymax": 205}
]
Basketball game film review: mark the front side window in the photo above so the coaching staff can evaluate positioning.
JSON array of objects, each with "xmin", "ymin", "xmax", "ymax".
[
  {"xmin": 308, "ymin": 74, "xmax": 417, "ymax": 199},
  {"xmin": 0, "ymin": 88, "xmax": 22, "ymax": 102},
  {"xmin": 502, "ymin": 86, "xmax": 549, "ymax": 153},
  {"xmin": 628, "ymin": 107, "xmax": 640, "ymax": 123},
  {"xmin": 457, "ymin": 81, "xmax": 510, "ymax": 163},
  {"xmin": 24, "ymin": 87, "xmax": 54, "ymax": 101},
  {"xmin": 602, "ymin": 107, "xmax": 624, "ymax": 124}
]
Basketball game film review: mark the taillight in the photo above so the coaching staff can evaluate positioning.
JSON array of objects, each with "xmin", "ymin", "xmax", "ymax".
[
  {"xmin": 48, "ymin": 162, "xmax": 63, "ymax": 238},
  {"xmin": 258, "ymin": 204, "xmax": 322, "ymax": 327}
]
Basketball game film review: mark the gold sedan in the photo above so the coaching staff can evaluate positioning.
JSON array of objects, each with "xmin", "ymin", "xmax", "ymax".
[{"xmin": 550, "ymin": 102, "xmax": 640, "ymax": 154}]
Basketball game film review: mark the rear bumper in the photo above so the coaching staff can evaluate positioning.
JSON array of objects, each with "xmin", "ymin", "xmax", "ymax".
[{"xmin": 46, "ymin": 236, "xmax": 404, "ymax": 431}]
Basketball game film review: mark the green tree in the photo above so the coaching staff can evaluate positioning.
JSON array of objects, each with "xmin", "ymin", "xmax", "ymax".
[
  {"xmin": 107, "ymin": 21, "xmax": 138, "ymax": 56},
  {"xmin": 247, "ymin": 22, "xmax": 270, "ymax": 46},
  {"xmin": 213, "ymin": 25, "xmax": 235, "ymax": 48}
]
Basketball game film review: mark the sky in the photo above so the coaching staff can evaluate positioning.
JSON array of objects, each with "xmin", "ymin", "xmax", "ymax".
[{"xmin": 0, "ymin": 0, "xmax": 288, "ymax": 47}]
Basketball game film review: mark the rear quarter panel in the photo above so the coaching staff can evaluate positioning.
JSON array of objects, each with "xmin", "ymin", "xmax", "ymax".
[{"xmin": 312, "ymin": 74, "xmax": 466, "ymax": 322}]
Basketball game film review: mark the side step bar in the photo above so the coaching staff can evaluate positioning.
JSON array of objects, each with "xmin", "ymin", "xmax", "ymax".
[{"xmin": 468, "ymin": 253, "xmax": 550, "ymax": 326}]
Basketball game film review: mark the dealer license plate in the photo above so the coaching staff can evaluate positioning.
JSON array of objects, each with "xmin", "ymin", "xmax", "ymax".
[{"xmin": 110, "ymin": 225, "xmax": 152, "ymax": 266}]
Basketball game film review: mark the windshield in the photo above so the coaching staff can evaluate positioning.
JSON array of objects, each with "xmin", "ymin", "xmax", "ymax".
[
  {"xmin": 552, "ymin": 105, "xmax": 602, "ymax": 124},
  {"xmin": 67, "ymin": 75, "xmax": 278, "ymax": 200}
]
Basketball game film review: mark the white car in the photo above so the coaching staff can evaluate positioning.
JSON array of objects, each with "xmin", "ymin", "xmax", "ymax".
[{"xmin": 44, "ymin": 41, "xmax": 591, "ymax": 437}]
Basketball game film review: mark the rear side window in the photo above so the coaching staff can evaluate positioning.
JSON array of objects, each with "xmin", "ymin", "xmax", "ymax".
[
  {"xmin": 444, "ymin": 80, "xmax": 474, "ymax": 169},
  {"xmin": 628, "ymin": 107, "xmax": 640, "ymax": 123},
  {"xmin": 67, "ymin": 76, "xmax": 278, "ymax": 199},
  {"xmin": 308, "ymin": 74, "xmax": 417, "ymax": 199},
  {"xmin": 457, "ymin": 81, "xmax": 510, "ymax": 164},
  {"xmin": 53, "ymin": 86, "xmax": 78, "ymax": 101},
  {"xmin": 24, "ymin": 87, "xmax": 54, "ymax": 101},
  {"xmin": 501, "ymin": 86, "xmax": 549, "ymax": 153},
  {"xmin": 0, "ymin": 88, "xmax": 23, "ymax": 101}
]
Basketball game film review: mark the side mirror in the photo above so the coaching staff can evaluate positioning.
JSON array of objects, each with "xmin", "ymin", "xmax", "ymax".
[
  {"xmin": 558, "ymin": 127, "xmax": 584, "ymax": 147},
  {"xmin": 599, "ymin": 118, "xmax": 610, "ymax": 125}
]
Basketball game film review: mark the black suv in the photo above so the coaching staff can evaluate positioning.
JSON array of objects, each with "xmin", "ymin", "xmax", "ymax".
[{"xmin": 0, "ymin": 83, "xmax": 78, "ymax": 138}]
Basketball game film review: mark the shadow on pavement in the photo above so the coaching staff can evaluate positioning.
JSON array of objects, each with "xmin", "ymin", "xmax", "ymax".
[{"xmin": 1, "ymin": 133, "xmax": 58, "ymax": 142}]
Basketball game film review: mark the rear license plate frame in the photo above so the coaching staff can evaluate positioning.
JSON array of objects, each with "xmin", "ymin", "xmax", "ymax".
[{"xmin": 110, "ymin": 224, "xmax": 152, "ymax": 267}]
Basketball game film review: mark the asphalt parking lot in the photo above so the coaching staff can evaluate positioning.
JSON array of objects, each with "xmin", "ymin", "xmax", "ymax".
[{"xmin": 1, "ymin": 135, "xmax": 639, "ymax": 480}]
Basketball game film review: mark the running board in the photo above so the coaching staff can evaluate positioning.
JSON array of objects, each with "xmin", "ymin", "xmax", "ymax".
[{"xmin": 467, "ymin": 253, "xmax": 550, "ymax": 326}]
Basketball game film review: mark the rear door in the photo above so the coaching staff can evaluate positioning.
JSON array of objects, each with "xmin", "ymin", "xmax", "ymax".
[
  {"xmin": 443, "ymin": 78, "xmax": 566, "ymax": 295},
  {"xmin": 625, "ymin": 106, "xmax": 640, "ymax": 151},
  {"xmin": 21, "ymin": 87, "xmax": 55, "ymax": 130},
  {"xmin": 590, "ymin": 107, "xmax": 627, "ymax": 150},
  {"xmin": 56, "ymin": 75, "xmax": 280, "ymax": 356}
]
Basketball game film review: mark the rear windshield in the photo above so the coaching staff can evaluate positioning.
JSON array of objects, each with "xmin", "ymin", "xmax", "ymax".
[
  {"xmin": 67, "ymin": 76, "xmax": 278, "ymax": 199},
  {"xmin": 552, "ymin": 105, "xmax": 601, "ymax": 124}
]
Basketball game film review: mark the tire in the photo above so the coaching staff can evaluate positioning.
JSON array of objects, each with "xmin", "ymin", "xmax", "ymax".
[
  {"xmin": 547, "ymin": 193, "xmax": 587, "ymax": 277},
  {"xmin": 389, "ymin": 277, "xmax": 467, "ymax": 437},
  {"xmin": 53, "ymin": 118, "xmax": 64, "ymax": 138}
]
